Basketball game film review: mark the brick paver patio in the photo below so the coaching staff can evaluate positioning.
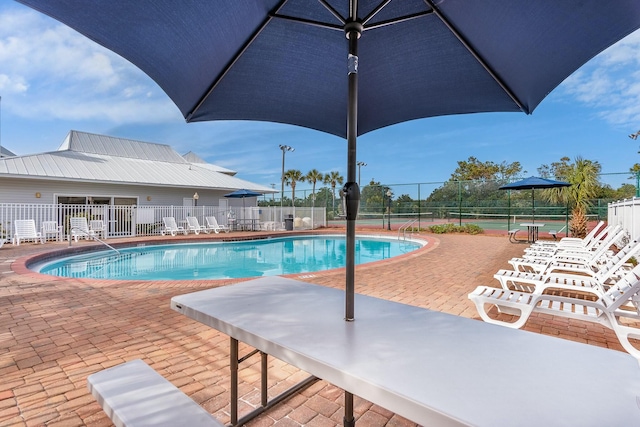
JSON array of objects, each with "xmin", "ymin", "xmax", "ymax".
[{"xmin": 0, "ymin": 229, "xmax": 627, "ymax": 426}]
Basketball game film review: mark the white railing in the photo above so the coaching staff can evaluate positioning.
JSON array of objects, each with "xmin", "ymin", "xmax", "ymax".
[
  {"xmin": 608, "ymin": 197, "xmax": 640, "ymax": 239},
  {"xmin": 0, "ymin": 204, "xmax": 327, "ymax": 243}
]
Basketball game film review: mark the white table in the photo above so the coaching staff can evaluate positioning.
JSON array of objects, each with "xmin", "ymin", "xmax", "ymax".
[
  {"xmin": 171, "ymin": 277, "xmax": 640, "ymax": 427},
  {"xmin": 520, "ymin": 222, "xmax": 544, "ymax": 243}
]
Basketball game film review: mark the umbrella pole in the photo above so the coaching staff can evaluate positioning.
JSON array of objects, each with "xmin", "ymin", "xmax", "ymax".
[
  {"xmin": 532, "ymin": 188, "xmax": 535, "ymax": 223},
  {"xmin": 344, "ymin": 21, "xmax": 362, "ymax": 323},
  {"xmin": 342, "ymin": 18, "xmax": 362, "ymax": 427}
]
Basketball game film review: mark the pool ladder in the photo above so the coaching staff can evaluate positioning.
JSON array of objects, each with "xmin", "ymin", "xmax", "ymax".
[
  {"xmin": 398, "ymin": 219, "xmax": 418, "ymax": 241},
  {"xmin": 68, "ymin": 227, "xmax": 120, "ymax": 254}
]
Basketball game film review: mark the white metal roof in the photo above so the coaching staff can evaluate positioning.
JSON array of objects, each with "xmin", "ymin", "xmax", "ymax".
[
  {"xmin": 0, "ymin": 146, "xmax": 16, "ymax": 158},
  {"xmin": 182, "ymin": 150, "xmax": 236, "ymax": 175},
  {"xmin": 0, "ymin": 130, "xmax": 271, "ymax": 192}
]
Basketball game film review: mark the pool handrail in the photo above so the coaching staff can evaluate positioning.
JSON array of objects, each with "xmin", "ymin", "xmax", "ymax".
[{"xmin": 69, "ymin": 227, "xmax": 120, "ymax": 255}]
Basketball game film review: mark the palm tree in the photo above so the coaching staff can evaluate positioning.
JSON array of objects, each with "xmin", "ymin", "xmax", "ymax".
[
  {"xmin": 542, "ymin": 156, "xmax": 601, "ymax": 238},
  {"xmin": 284, "ymin": 169, "xmax": 304, "ymax": 209},
  {"xmin": 305, "ymin": 169, "xmax": 324, "ymax": 227},
  {"xmin": 324, "ymin": 171, "xmax": 344, "ymax": 216},
  {"xmin": 305, "ymin": 169, "xmax": 323, "ymax": 204}
]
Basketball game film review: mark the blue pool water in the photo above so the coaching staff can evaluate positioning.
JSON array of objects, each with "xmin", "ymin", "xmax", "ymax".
[{"xmin": 34, "ymin": 235, "xmax": 423, "ymax": 280}]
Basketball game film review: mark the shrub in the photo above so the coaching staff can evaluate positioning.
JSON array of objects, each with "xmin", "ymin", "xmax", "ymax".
[{"xmin": 428, "ymin": 223, "xmax": 484, "ymax": 235}]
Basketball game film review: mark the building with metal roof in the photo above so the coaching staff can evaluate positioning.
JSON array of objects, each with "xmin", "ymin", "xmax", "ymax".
[{"xmin": 0, "ymin": 130, "xmax": 272, "ymax": 209}]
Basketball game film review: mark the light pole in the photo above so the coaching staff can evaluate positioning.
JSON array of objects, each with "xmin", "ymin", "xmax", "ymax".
[
  {"xmin": 270, "ymin": 183, "xmax": 276, "ymax": 205},
  {"xmin": 193, "ymin": 192, "xmax": 199, "ymax": 206},
  {"xmin": 629, "ymin": 131, "xmax": 640, "ymax": 197},
  {"xmin": 356, "ymin": 161, "xmax": 367, "ymax": 187},
  {"xmin": 279, "ymin": 144, "xmax": 294, "ymax": 222},
  {"xmin": 386, "ymin": 189, "xmax": 392, "ymax": 231}
]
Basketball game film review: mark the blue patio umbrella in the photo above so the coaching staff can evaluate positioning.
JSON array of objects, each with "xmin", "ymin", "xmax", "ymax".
[
  {"xmin": 16, "ymin": 1, "xmax": 640, "ymax": 329},
  {"xmin": 224, "ymin": 189, "xmax": 262, "ymax": 225},
  {"xmin": 500, "ymin": 176, "xmax": 571, "ymax": 223}
]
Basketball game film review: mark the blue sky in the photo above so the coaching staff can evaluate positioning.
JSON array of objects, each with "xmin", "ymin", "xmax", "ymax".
[{"xmin": 1, "ymin": 1, "xmax": 640, "ymax": 196}]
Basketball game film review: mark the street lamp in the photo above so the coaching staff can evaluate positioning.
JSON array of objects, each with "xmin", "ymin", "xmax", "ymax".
[
  {"xmin": 279, "ymin": 144, "xmax": 294, "ymax": 222},
  {"xmin": 386, "ymin": 189, "xmax": 392, "ymax": 231},
  {"xmin": 629, "ymin": 132, "xmax": 640, "ymax": 196},
  {"xmin": 193, "ymin": 192, "xmax": 199, "ymax": 206},
  {"xmin": 356, "ymin": 161, "xmax": 367, "ymax": 187}
]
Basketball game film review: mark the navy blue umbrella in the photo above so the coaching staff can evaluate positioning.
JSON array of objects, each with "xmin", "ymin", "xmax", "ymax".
[
  {"xmin": 224, "ymin": 189, "xmax": 262, "ymax": 199},
  {"xmin": 224, "ymin": 189, "xmax": 262, "ymax": 225},
  {"xmin": 500, "ymin": 176, "xmax": 571, "ymax": 223},
  {"xmin": 16, "ymin": 1, "xmax": 640, "ymax": 327}
]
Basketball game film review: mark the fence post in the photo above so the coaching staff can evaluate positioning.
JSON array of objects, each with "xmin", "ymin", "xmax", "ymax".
[{"xmin": 457, "ymin": 180, "xmax": 462, "ymax": 226}]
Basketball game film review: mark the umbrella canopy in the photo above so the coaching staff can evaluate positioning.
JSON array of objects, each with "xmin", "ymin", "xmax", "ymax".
[
  {"xmin": 223, "ymin": 189, "xmax": 262, "ymax": 199},
  {"xmin": 16, "ymin": 1, "xmax": 640, "ymax": 325},
  {"xmin": 499, "ymin": 177, "xmax": 572, "ymax": 191},
  {"xmin": 224, "ymin": 189, "xmax": 262, "ymax": 223},
  {"xmin": 500, "ymin": 176, "xmax": 571, "ymax": 222}
]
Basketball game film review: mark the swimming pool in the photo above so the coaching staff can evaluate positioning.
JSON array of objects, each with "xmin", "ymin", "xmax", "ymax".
[{"xmin": 34, "ymin": 235, "xmax": 424, "ymax": 280}]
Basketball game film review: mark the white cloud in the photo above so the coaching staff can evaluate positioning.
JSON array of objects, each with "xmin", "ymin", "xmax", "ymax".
[
  {"xmin": 560, "ymin": 28, "xmax": 640, "ymax": 128},
  {"xmin": 0, "ymin": 5, "xmax": 178, "ymax": 123}
]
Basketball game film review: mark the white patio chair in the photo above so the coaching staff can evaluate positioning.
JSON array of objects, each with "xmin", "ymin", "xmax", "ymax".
[
  {"xmin": 70, "ymin": 217, "xmax": 96, "ymax": 242},
  {"xmin": 13, "ymin": 219, "xmax": 44, "ymax": 245},
  {"xmin": 89, "ymin": 220, "xmax": 107, "ymax": 239},
  {"xmin": 469, "ymin": 264, "xmax": 640, "ymax": 360},
  {"xmin": 205, "ymin": 216, "xmax": 229, "ymax": 234},
  {"xmin": 186, "ymin": 216, "xmax": 208, "ymax": 234},
  {"xmin": 162, "ymin": 217, "xmax": 187, "ymax": 236},
  {"xmin": 41, "ymin": 221, "xmax": 62, "ymax": 242}
]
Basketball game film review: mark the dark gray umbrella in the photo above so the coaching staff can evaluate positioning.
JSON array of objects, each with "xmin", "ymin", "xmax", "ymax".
[
  {"xmin": 500, "ymin": 176, "xmax": 571, "ymax": 223},
  {"xmin": 16, "ymin": 1, "xmax": 640, "ymax": 326}
]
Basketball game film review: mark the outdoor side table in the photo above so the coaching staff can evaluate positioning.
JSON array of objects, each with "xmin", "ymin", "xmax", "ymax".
[{"xmin": 520, "ymin": 222, "xmax": 544, "ymax": 243}]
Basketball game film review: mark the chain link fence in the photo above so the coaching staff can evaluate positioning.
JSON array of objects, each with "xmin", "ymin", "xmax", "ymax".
[{"xmin": 261, "ymin": 173, "xmax": 634, "ymax": 232}]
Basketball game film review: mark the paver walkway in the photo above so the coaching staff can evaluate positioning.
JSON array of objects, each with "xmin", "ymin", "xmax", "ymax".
[{"xmin": 0, "ymin": 230, "xmax": 627, "ymax": 426}]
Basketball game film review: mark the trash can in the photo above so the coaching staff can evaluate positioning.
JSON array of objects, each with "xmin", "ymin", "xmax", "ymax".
[{"xmin": 284, "ymin": 214, "xmax": 294, "ymax": 231}]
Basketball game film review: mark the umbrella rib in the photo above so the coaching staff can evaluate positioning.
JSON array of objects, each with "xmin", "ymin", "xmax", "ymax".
[
  {"xmin": 317, "ymin": 0, "xmax": 346, "ymax": 25},
  {"xmin": 271, "ymin": 14, "xmax": 343, "ymax": 31},
  {"xmin": 423, "ymin": 0, "xmax": 527, "ymax": 114},
  {"xmin": 362, "ymin": 0, "xmax": 393, "ymax": 25},
  {"xmin": 364, "ymin": 11, "xmax": 434, "ymax": 31},
  {"xmin": 186, "ymin": 0, "xmax": 289, "ymax": 122}
]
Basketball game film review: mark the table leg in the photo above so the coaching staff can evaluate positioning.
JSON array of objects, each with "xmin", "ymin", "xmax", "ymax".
[
  {"xmin": 230, "ymin": 337, "xmax": 238, "ymax": 425},
  {"xmin": 344, "ymin": 392, "xmax": 355, "ymax": 427}
]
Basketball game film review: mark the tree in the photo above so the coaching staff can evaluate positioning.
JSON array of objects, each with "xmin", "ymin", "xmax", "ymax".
[
  {"xmin": 305, "ymin": 169, "xmax": 324, "ymax": 222},
  {"xmin": 540, "ymin": 157, "xmax": 601, "ymax": 238},
  {"xmin": 449, "ymin": 156, "xmax": 520, "ymax": 181},
  {"xmin": 360, "ymin": 179, "xmax": 384, "ymax": 212},
  {"xmin": 284, "ymin": 169, "xmax": 304, "ymax": 208},
  {"xmin": 324, "ymin": 171, "xmax": 344, "ymax": 215}
]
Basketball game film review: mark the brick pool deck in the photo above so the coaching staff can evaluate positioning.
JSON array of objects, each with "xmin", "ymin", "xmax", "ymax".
[{"xmin": 0, "ymin": 229, "xmax": 628, "ymax": 426}]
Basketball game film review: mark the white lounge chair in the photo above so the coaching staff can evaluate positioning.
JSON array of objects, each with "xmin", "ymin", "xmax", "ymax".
[
  {"xmin": 186, "ymin": 216, "xmax": 208, "ymax": 234},
  {"xmin": 41, "ymin": 221, "xmax": 62, "ymax": 242},
  {"xmin": 162, "ymin": 217, "xmax": 187, "ymax": 236},
  {"xmin": 89, "ymin": 219, "xmax": 107, "ymax": 239},
  {"xmin": 524, "ymin": 223, "xmax": 621, "ymax": 258},
  {"xmin": 468, "ymin": 264, "xmax": 640, "ymax": 360},
  {"xmin": 13, "ymin": 219, "xmax": 44, "ymax": 245},
  {"xmin": 493, "ymin": 238, "xmax": 640, "ymax": 296},
  {"xmin": 205, "ymin": 216, "xmax": 229, "ymax": 234},
  {"xmin": 530, "ymin": 220, "xmax": 606, "ymax": 248},
  {"xmin": 70, "ymin": 217, "xmax": 96, "ymax": 242},
  {"xmin": 507, "ymin": 227, "xmax": 627, "ymax": 273}
]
